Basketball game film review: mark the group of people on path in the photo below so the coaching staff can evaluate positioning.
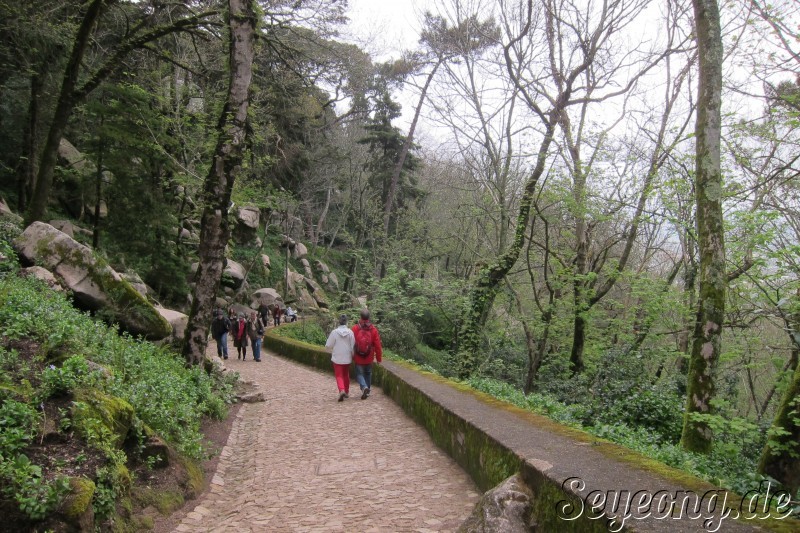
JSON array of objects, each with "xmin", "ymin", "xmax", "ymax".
[
  {"xmin": 325, "ymin": 309, "xmax": 383, "ymax": 402},
  {"xmin": 210, "ymin": 304, "xmax": 300, "ymax": 362}
]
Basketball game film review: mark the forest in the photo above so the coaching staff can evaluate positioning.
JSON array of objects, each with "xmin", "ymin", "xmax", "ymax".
[{"xmin": 0, "ymin": 0, "xmax": 799, "ymax": 527}]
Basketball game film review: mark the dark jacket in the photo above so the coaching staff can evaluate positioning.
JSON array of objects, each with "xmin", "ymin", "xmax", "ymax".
[
  {"xmin": 211, "ymin": 315, "xmax": 231, "ymax": 338},
  {"xmin": 247, "ymin": 316, "xmax": 265, "ymax": 340}
]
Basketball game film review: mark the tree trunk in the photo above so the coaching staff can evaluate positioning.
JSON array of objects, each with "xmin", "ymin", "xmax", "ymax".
[
  {"xmin": 17, "ymin": 72, "xmax": 44, "ymax": 212},
  {"xmin": 525, "ymin": 307, "xmax": 552, "ymax": 395},
  {"xmin": 455, "ymin": 120, "xmax": 557, "ymax": 379},
  {"xmin": 383, "ymin": 61, "xmax": 441, "ymax": 235},
  {"xmin": 182, "ymin": 0, "xmax": 256, "ymax": 366},
  {"xmin": 680, "ymin": 0, "xmax": 725, "ymax": 454},
  {"xmin": 758, "ymin": 361, "xmax": 800, "ymax": 494},
  {"xmin": 25, "ymin": 0, "xmax": 107, "ymax": 225},
  {"xmin": 92, "ymin": 134, "xmax": 104, "ymax": 249}
]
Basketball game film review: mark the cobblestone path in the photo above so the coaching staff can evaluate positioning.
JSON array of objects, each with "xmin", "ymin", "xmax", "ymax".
[{"xmin": 172, "ymin": 343, "xmax": 480, "ymax": 532}]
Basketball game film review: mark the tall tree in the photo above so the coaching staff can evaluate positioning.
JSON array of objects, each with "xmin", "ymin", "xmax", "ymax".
[
  {"xmin": 759, "ymin": 343, "xmax": 800, "ymax": 494},
  {"xmin": 680, "ymin": 0, "xmax": 726, "ymax": 453},
  {"xmin": 182, "ymin": 0, "xmax": 257, "ymax": 366},
  {"xmin": 24, "ymin": 1, "xmax": 219, "ymax": 225}
]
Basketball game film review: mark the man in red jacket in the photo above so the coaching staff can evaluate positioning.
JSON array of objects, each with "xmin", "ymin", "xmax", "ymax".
[{"xmin": 352, "ymin": 308, "xmax": 383, "ymax": 399}]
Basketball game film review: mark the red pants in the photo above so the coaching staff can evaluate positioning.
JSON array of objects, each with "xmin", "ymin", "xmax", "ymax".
[{"xmin": 333, "ymin": 363, "xmax": 350, "ymax": 393}]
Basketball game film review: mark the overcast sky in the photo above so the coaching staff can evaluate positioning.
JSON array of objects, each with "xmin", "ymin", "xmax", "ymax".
[{"xmin": 344, "ymin": 0, "xmax": 427, "ymax": 60}]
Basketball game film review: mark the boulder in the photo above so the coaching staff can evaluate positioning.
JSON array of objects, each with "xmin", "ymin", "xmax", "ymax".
[
  {"xmin": 304, "ymin": 278, "xmax": 328, "ymax": 309},
  {"xmin": 284, "ymin": 270, "xmax": 316, "ymax": 309},
  {"xmin": 49, "ymin": 220, "xmax": 75, "ymax": 237},
  {"xmin": 293, "ymin": 242, "xmax": 308, "ymax": 259},
  {"xmin": 221, "ymin": 259, "xmax": 246, "ymax": 289},
  {"xmin": 13, "ymin": 222, "xmax": 171, "ymax": 339},
  {"xmin": 234, "ymin": 206, "xmax": 260, "ymax": 243},
  {"xmin": 229, "ymin": 303, "xmax": 252, "ymax": 318},
  {"xmin": 179, "ymin": 227, "xmax": 191, "ymax": 240},
  {"xmin": 59, "ymin": 477, "xmax": 96, "ymax": 532},
  {"xmin": 237, "ymin": 391, "xmax": 266, "ymax": 403},
  {"xmin": 22, "ymin": 266, "xmax": 63, "ymax": 291},
  {"xmin": 327, "ymin": 272, "xmax": 340, "ymax": 292},
  {"xmin": 314, "ymin": 260, "xmax": 330, "ymax": 274},
  {"xmin": 287, "ymin": 215, "xmax": 304, "ymax": 240},
  {"xmin": 238, "ymin": 205, "xmax": 260, "ymax": 228},
  {"xmin": 281, "ymin": 235, "xmax": 296, "ymax": 249},
  {"xmin": 120, "ymin": 272, "xmax": 148, "ymax": 298},
  {"xmin": 140, "ymin": 425, "xmax": 170, "ymax": 469},
  {"xmin": 458, "ymin": 474, "xmax": 534, "ymax": 533},
  {"xmin": 58, "ymin": 138, "xmax": 94, "ymax": 175},
  {"xmin": 72, "ymin": 389, "xmax": 135, "ymax": 449},
  {"xmin": 261, "ymin": 254, "xmax": 271, "ymax": 271},
  {"xmin": 301, "ymin": 258, "xmax": 313, "ymax": 278},
  {"xmin": 0, "ymin": 197, "xmax": 19, "ymax": 220},
  {"xmin": 156, "ymin": 307, "xmax": 188, "ymax": 344},
  {"xmin": 84, "ymin": 199, "xmax": 108, "ymax": 220},
  {"xmin": 251, "ymin": 288, "xmax": 284, "ymax": 311}
]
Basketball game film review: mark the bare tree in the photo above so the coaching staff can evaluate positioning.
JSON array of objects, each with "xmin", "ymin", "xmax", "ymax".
[{"xmin": 454, "ymin": 0, "xmax": 666, "ymax": 378}]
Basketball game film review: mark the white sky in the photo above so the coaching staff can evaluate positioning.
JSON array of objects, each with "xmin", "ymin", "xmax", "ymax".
[{"xmin": 344, "ymin": 0, "xmax": 427, "ymax": 60}]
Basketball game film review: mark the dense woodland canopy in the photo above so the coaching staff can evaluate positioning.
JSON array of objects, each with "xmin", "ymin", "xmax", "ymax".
[{"xmin": 1, "ymin": 0, "xmax": 799, "ymax": 509}]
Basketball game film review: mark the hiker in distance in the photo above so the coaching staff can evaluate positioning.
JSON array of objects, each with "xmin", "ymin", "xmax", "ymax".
[
  {"xmin": 272, "ymin": 304, "xmax": 282, "ymax": 326},
  {"xmin": 232, "ymin": 312, "xmax": 248, "ymax": 360},
  {"xmin": 352, "ymin": 308, "xmax": 382, "ymax": 399},
  {"xmin": 247, "ymin": 310, "xmax": 265, "ymax": 362},
  {"xmin": 210, "ymin": 308, "xmax": 231, "ymax": 360},
  {"xmin": 325, "ymin": 314, "xmax": 355, "ymax": 402}
]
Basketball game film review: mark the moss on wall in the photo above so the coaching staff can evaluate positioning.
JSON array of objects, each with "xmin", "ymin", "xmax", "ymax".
[{"xmin": 264, "ymin": 330, "xmax": 795, "ymax": 532}]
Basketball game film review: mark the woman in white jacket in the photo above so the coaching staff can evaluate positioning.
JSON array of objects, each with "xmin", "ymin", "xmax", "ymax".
[{"xmin": 325, "ymin": 314, "xmax": 355, "ymax": 402}]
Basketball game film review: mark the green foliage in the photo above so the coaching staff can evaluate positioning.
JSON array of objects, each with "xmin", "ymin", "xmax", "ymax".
[
  {"xmin": 0, "ymin": 400, "xmax": 38, "ymax": 456},
  {"xmin": 39, "ymin": 356, "xmax": 104, "ymax": 399},
  {"xmin": 368, "ymin": 267, "xmax": 456, "ymax": 355},
  {"xmin": 583, "ymin": 350, "xmax": 685, "ymax": 443},
  {"xmin": 0, "ymin": 400, "xmax": 70, "ymax": 520},
  {"xmin": 465, "ymin": 375, "xmax": 766, "ymax": 497},
  {"xmin": 0, "ymin": 273, "xmax": 235, "ymax": 459},
  {"xmin": 275, "ymin": 321, "xmax": 327, "ymax": 346},
  {"xmin": 0, "ymin": 454, "xmax": 70, "ymax": 520},
  {"xmin": 92, "ymin": 464, "xmax": 129, "ymax": 521}
]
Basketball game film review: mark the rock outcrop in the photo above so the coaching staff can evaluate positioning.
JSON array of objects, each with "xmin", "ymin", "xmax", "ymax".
[
  {"xmin": 458, "ymin": 474, "xmax": 534, "ymax": 533},
  {"xmin": 251, "ymin": 288, "xmax": 284, "ymax": 311},
  {"xmin": 14, "ymin": 222, "xmax": 171, "ymax": 340},
  {"xmin": 221, "ymin": 259, "xmax": 246, "ymax": 289},
  {"xmin": 21, "ymin": 266, "xmax": 63, "ymax": 291},
  {"xmin": 234, "ymin": 206, "xmax": 260, "ymax": 244},
  {"xmin": 156, "ymin": 307, "xmax": 188, "ymax": 345}
]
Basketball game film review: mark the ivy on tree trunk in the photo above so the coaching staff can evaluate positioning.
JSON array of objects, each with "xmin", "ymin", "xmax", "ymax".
[
  {"xmin": 680, "ymin": 0, "xmax": 726, "ymax": 454},
  {"xmin": 182, "ymin": 0, "xmax": 256, "ymax": 366}
]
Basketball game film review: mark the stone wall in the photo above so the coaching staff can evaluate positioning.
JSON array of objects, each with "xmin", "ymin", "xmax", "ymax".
[{"xmin": 263, "ymin": 329, "xmax": 608, "ymax": 532}]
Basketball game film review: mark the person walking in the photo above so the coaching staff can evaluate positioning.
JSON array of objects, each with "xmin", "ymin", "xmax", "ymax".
[
  {"xmin": 210, "ymin": 309, "xmax": 231, "ymax": 360},
  {"xmin": 352, "ymin": 308, "xmax": 382, "ymax": 399},
  {"xmin": 325, "ymin": 314, "xmax": 355, "ymax": 402},
  {"xmin": 247, "ymin": 310, "xmax": 265, "ymax": 362},
  {"xmin": 232, "ymin": 312, "xmax": 248, "ymax": 360},
  {"xmin": 272, "ymin": 304, "xmax": 282, "ymax": 326}
]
